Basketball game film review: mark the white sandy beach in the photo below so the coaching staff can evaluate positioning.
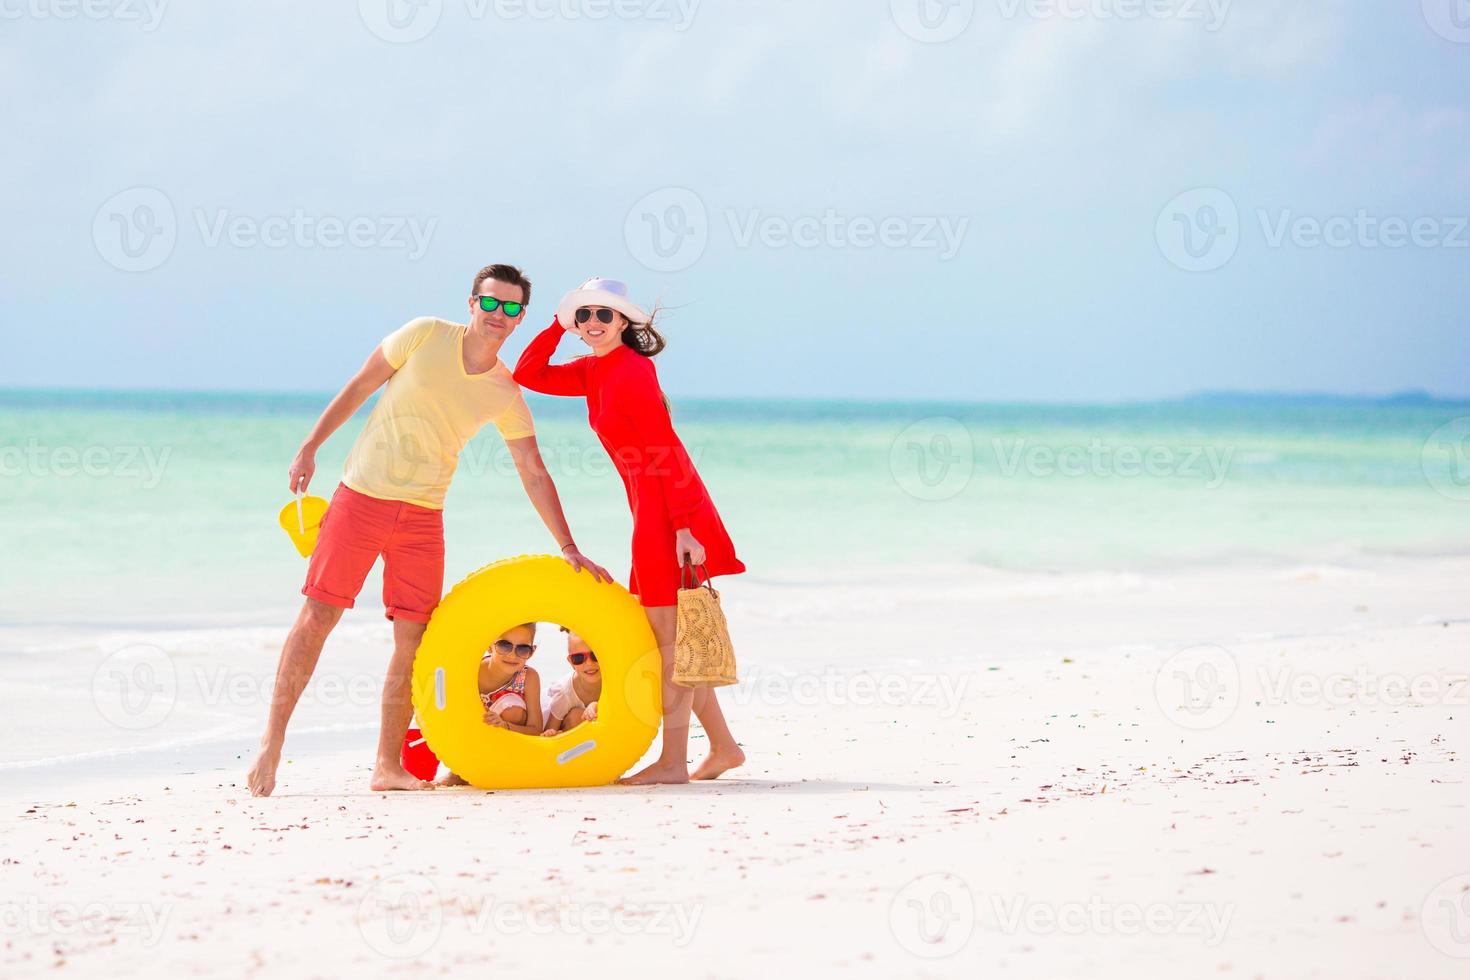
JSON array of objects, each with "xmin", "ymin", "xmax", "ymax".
[{"xmin": 3, "ymin": 556, "xmax": 1468, "ymax": 979}]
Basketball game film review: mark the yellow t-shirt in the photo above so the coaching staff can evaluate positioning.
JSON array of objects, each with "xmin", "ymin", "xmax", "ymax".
[{"xmin": 341, "ymin": 317, "xmax": 536, "ymax": 510}]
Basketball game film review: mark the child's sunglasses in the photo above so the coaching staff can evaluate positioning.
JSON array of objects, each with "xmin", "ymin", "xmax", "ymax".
[
  {"xmin": 575, "ymin": 308, "xmax": 616, "ymax": 325},
  {"xmin": 478, "ymin": 296, "xmax": 525, "ymax": 317},
  {"xmin": 493, "ymin": 639, "xmax": 535, "ymax": 657},
  {"xmin": 568, "ymin": 652, "xmax": 598, "ymax": 665}
]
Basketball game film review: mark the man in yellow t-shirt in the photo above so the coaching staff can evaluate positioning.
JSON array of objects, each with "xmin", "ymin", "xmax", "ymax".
[{"xmin": 247, "ymin": 263, "xmax": 612, "ymax": 797}]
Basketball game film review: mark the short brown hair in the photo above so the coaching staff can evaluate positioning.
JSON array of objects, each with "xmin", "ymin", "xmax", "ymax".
[{"xmin": 471, "ymin": 264, "xmax": 532, "ymax": 307}]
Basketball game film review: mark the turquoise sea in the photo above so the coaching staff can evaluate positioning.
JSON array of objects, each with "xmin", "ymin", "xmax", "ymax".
[{"xmin": 2, "ymin": 389, "xmax": 1468, "ymax": 631}]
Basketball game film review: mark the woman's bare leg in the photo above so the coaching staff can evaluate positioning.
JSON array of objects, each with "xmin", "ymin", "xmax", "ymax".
[
  {"xmin": 690, "ymin": 688, "xmax": 745, "ymax": 780},
  {"xmin": 619, "ymin": 604, "xmax": 692, "ymax": 785}
]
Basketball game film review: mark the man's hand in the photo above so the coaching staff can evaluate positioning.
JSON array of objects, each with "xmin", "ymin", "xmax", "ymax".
[
  {"xmin": 562, "ymin": 546, "xmax": 613, "ymax": 583},
  {"xmin": 288, "ymin": 446, "xmax": 317, "ymax": 494},
  {"xmin": 675, "ymin": 528, "xmax": 706, "ymax": 566}
]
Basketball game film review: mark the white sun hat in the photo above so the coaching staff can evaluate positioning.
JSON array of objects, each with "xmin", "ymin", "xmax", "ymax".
[{"xmin": 556, "ymin": 277, "xmax": 651, "ymax": 329}]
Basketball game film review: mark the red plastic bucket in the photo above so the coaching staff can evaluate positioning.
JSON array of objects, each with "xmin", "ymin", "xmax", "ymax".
[{"xmin": 401, "ymin": 727, "xmax": 440, "ymax": 781}]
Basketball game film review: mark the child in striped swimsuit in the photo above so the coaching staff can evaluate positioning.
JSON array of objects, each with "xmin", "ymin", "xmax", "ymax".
[{"xmin": 478, "ymin": 622, "xmax": 544, "ymax": 735}]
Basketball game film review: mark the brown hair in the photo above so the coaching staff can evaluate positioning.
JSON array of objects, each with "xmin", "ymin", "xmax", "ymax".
[
  {"xmin": 621, "ymin": 304, "xmax": 666, "ymax": 357},
  {"xmin": 471, "ymin": 264, "xmax": 532, "ymax": 307}
]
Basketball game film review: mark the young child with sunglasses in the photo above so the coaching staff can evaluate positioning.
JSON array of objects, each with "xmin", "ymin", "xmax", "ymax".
[
  {"xmin": 478, "ymin": 622, "xmax": 545, "ymax": 735},
  {"xmin": 435, "ymin": 622, "xmax": 548, "ymax": 785},
  {"xmin": 541, "ymin": 627, "xmax": 602, "ymax": 736}
]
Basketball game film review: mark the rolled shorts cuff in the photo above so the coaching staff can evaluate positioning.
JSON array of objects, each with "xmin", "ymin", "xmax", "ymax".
[
  {"xmin": 303, "ymin": 585, "xmax": 356, "ymax": 610},
  {"xmin": 385, "ymin": 604, "xmax": 435, "ymax": 624}
]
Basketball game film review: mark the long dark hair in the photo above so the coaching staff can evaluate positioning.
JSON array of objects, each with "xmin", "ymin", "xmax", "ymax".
[
  {"xmin": 620, "ymin": 306, "xmax": 671, "ymax": 412},
  {"xmin": 621, "ymin": 305, "xmax": 666, "ymax": 357}
]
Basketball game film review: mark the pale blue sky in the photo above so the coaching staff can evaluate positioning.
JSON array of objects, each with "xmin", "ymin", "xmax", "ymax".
[{"xmin": 2, "ymin": 0, "xmax": 1467, "ymax": 401}]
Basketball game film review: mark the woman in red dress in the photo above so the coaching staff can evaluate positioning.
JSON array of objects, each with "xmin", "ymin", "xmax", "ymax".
[{"xmin": 514, "ymin": 278, "xmax": 746, "ymax": 784}]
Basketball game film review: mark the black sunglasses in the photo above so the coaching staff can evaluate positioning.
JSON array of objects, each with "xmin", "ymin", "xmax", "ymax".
[
  {"xmin": 575, "ymin": 308, "xmax": 616, "ymax": 325},
  {"xmin": 568, "ymin": 652, "xmax": 598, "ymax": 665},
  {"xmin": 493, "ymin": 639, "xmax": 535, "ymax": 658}
]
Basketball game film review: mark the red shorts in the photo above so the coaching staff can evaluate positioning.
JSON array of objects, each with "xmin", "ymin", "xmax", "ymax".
[{"xmin": 302, "ymin": 483, "xmax": 445, "ymax": 623}]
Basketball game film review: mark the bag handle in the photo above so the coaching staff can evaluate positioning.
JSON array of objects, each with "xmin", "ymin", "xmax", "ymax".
[{"xmin": 681, "ymin": 553, "xmax": 714, "ymax": 592}]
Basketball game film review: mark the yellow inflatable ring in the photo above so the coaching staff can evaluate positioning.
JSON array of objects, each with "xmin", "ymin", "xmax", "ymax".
[{"xmin": 410, "ymin": 554, "xmax": 662, "ymax": 789}]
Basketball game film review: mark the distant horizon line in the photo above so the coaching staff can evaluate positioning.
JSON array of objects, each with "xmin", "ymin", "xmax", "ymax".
[{"xmin": 1, "ymin": 384, "xmax": 1466, "ymax": 409}]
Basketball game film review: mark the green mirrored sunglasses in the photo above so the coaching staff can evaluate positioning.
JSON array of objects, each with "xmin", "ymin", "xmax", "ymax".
[{"xmin": 478, "ymin": 295, "xmax": 525, "ymax": 317}]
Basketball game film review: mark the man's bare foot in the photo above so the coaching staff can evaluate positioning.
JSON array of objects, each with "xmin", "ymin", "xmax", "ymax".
[
  {"xmin": 371, "ymin": 763, "xmax": 434, "ymax": 792},
  {"xmin": 246, "ymin": 745, "xmax": 281, "ymax": 797},
  {"xmin": 435, "ymin": 771, "xmax": 468, "ymax": 787},
  {"xmin": 691, "ymin": 744, "xmax": 745, "ymax": 781},
  {"xmin": 618, "ymin": 760, "xmax": 691, "ymax": 785}
]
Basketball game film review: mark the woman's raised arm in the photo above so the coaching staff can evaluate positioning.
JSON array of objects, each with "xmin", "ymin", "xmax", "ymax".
[{"xmin": 513, "ymin": 318, "xmax": 590, "ymax": 396}]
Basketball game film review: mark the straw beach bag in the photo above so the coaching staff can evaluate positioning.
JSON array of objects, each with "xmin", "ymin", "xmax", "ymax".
[{"xmin": 674, "ymin": 561, "xmax": 738, "ymax": 688}]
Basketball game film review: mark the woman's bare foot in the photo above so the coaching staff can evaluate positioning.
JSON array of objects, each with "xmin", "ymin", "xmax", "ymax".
[
  {"xmin": 246, "ymin": 745, "xmax": 282, "ymax": 797},
  {"xmin": 691, "ymin": 744, "xmax": 745, "ymax": 781},
  {"xmin": 371, "ymin": 763, "xmax": 434, "ymax": 792},
  {"xmin": 435, "ymin": 771, "xmax": 468, "ymax": 787},
  {"xmin": 618, "ymin": 760, "xmax": 690, "ymax": 785}
]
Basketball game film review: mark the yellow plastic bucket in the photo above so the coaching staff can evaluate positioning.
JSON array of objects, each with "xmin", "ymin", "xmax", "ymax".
[{"xmin": 278, "ymin": 492, "xmax": 329, "ymax": 558}]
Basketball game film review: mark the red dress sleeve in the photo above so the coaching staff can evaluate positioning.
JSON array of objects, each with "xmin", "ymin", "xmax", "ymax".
[
  {"xmin": 513, "ymin": 319, "xmax": 590, "ymax": 396},
  {"xmin": 619, "ymin": 362, "xmax": 705, "ymax": 530}
]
